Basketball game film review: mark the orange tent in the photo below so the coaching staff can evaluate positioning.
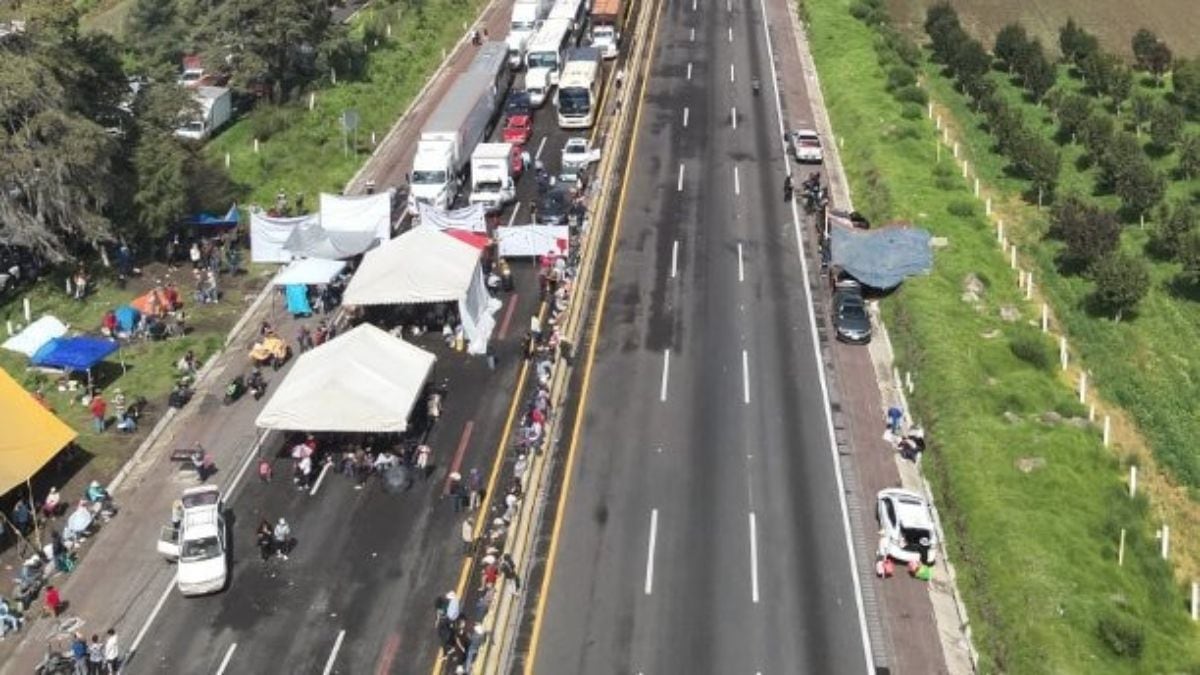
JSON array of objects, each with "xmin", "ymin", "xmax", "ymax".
[
  {"xmin": 131, "ymin": 288, "xmax": 170, "ymax": 317},
  {"xmin": 0, "ymin": 369, "xmax": 77, "ymax": 494}
]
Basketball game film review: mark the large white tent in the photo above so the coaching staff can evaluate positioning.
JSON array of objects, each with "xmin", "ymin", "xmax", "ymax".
[
  {"xmin": 255, "ymin": 323, "xmax": 436, "ymax": 432},
  {"xmin": 2, "ymin": 315, "xmax": 68, "ymax": 357},
  {"xmin": 342, "ymin": 226, "xmax": 498, "ymax": 353}
]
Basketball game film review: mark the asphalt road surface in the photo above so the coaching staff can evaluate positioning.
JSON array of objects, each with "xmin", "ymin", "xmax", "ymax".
[{"xmin": 527, "ymin": 0, "xmax": 874, "ymax": 672}]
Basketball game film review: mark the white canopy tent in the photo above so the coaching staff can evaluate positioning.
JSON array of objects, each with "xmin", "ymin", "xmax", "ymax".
[
  {"xmin": 255, "ymin": 323, "xmax": 436, "ymax": 432},
  {"xmin": 3, "ymin": 315, "xmax": 68, "ymax": 357},
  {"xmin": 271, "ymin": 258, "xmax": 347, "ymax": 286},
  {"xmin": 342, "ymin": 227, "xmax": 499, "ymax": 354}
]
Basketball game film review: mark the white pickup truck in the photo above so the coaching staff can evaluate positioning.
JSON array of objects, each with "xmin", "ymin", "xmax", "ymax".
[{"xmin": 157, "ymin": 485, "xmax": 228, "ymax": 596}]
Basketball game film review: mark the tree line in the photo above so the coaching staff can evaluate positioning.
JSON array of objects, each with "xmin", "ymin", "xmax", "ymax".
[
  {"xmin": 923, "ymin": 4, "xmax": 1200, "ymax": 320},
  {"xmin": 0, "ymin": 0, "xmax": 372, "ymax": 267}
]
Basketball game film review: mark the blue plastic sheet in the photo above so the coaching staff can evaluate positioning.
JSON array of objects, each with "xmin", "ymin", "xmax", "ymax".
[
  {"xmin": 183, "ymin": 204, "xmax": 239, "ymax": 228},
  {"xmin": 285, "ymin": 284, "xmax": 313, "ymax": 317},
  {"xmin": 30, "ymin": 337, "xmax": 120, "ymax": 371},
  {"xmin": 830, "ymin": 224, "xmax": 933, "ymax": 290}
]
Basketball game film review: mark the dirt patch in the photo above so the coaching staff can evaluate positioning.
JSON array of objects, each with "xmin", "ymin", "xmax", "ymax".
[{"xmin": 885, "ymin": 0, "xmax": 1200, "ymax": 58}]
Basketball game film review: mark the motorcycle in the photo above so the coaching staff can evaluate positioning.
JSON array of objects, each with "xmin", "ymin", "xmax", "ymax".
[
  {"xmin": 247, "ymin": 369, "xmax": 267, "ymax": 400},
  {"xmin": 224, "ymin": 375, "xmax": 246, "ymax": 404}
]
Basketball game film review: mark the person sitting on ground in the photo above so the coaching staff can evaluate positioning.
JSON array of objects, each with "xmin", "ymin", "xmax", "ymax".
[
  {"xmin": 0, "ymin": 597, "xmax": 23, "ymax": 636},
  {"xmin": 168, "ymin": 381, "xmax": 192, "ymax": 408},
  {"xmin": 42, "ymin": 487, "xmax": 62, "ymax": 518},
  {"xmin": 101, "ymin": 310, "xmax": 118, "ymax": 337}
]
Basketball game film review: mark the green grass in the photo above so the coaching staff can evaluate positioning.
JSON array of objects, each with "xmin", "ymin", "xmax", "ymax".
[
  {"xmin": 920, "ymin": 52, "xmax": 1200, "ymax": 492},
  {"xmin": 206, "ymin": 0, "xmax": 487, "ymax": 206},
  {"xmin": 807, "ymin": 0, "xmax": 1200, "ymax": 670}
]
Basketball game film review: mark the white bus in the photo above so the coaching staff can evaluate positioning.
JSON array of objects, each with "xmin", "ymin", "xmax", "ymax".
[
  {"xmin": 525, "ymin": 18, "xmax": 574, "ymax": 85},
  {"xmin": 547, "ymin": 0, "xmax": 585, "ymax": 25},
  {"xmin": 556, "ymin": 48, "xmax": 602, "ymax": 129}
]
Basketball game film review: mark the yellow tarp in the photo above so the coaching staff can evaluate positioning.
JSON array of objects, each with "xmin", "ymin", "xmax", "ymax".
[{"xmin": 0, "ymin": 369, "xmax": 77, "ymax": 494}]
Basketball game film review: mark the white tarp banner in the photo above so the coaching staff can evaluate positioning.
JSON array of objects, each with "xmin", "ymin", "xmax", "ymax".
[
  {"xmin": 3, "ymin": 315, "xmax": 68, "ymax": 357},
  {"xmin": 255, "ymin": 323, "xmax": 436, "ymax": 432},
  {"xmin": 250, "ymin": 211, "xmax": 317, "ymax": 263},
  {"xmin": 319, "ymin": 191, "xmax": 394, "ymax": 239},
  {"xmin": 459, "ymin": 266, "xmax": 500, "ymax": 355},
  {"xmin": 272, "ymin": 259, "xmax": 348, "ymax": 286},
  {"xmin": 417, "ymin": 202, "xmax": 488, "ymax": 233},
  {"xmin": 495, "ymin": 225, "xmax": 570, "ymax": 258}
]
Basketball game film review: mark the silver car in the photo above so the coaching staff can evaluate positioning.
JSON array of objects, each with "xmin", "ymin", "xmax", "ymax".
[
  {"xmin": 876, "ymin": 488, "xmax": 938, "ymax": 565},
  {"xmin": 788, "ymin": 128, "xmax": 823, "ymax": 163}
]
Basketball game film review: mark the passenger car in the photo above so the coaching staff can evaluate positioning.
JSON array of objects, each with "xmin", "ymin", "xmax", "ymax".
[
  {"xmin": 876, "ymin": 488, "xmax": 938, "ymax": 564},
  {"xmin": 788, "ymin": 128, "xmax": 823, "ymax": 163},
  {"xmin": 537, "ymin": 185, "xmax": 572, "ymax": 225},
  {"xmin": 157, "ymin": 485, "xmax": 228, "ymax": 596},
  {"xmin": 833, "ymin": 282, "xmax": 871, "ymax": 344}
]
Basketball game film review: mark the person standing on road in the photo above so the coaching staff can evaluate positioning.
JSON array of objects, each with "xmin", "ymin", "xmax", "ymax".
[
  {"xmin": 170, "ymin": 499, "xmax": 184, "ymax": 531},
  {"xmin": 258, "ymin": 457, "xmax": 272, "ymax": 483},
  {"xmin": 783, "ymin": 174, "xmax": 794, "ymax": 202},
  {"xmin": 416, "ymin": 444, "xmax": 432, "ymax": 478},
  {"xmin": 256, "ymin": 519, "xmax": 274, "ymax": 562},
  {"xmin": 886, "ymin": 406, "xmax": 904, "ymax": 436},
  {"xmin": 103, "ymin": 629, "xmax": 120, "ymax": 674},
  {"xmin": 70, "ymin": 632, "xmax": 87, "ymax": 675},
  {"xmin": 467, "ymin": 468, "xmax": 483, "ymax": 510},
  {"xmin": 461, "ymin": 517, "xmax": 475, "ymax": 554},
  {"xmin": 45, "ymin": 585, "xmax": 63, "ymax": 617},
  {"xmin": 500, "ymin": 553, "xmax": 521, "ymax": 593},
  {"xmin": 88, "ymin": 634, "xmax": 105, "ymax": 675},
  {"xmin": 273, "ymin": 518, "xmax": 292, "ymax": 560}
]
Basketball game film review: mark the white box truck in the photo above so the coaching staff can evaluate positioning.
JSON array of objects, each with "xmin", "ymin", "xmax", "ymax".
[
  {"xmin": 469, "ymin": 142, "xmax": 517, "ymax": 210},
  {"xmin": 174, "ymin": 86, "xmax": 232, "ymax": 142},
  {"xmin": 589, "ymin": 0, "xmax": 622, "ymax": 59},
  {"xmin": 507, "ymin": 0, "xmax": 553, "ymax": 69},
  {"xmin": 409, "ymin": 41, "xmax": 510, "ymax": 211}
]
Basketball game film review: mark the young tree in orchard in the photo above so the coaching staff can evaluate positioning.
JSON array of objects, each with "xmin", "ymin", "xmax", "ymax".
[
  {"xmin": 1179, "ymin": 134, "xmax": 1200, "ymax": 180},
  {"xmin": 951, "ymin": 38, "xmax": 991, "ymax": 93},
  {"xmin": 1178, "ymin": 230, "xmax": 1200, "ymax": 288},
  {"xmin": 1115, "ymin": 160, "xmax": 1166, "ymax": 223},
  {"xmin": 1055, "ymin": 93, "xmax": 1093, "ymax": 141},
  {"xmin": 1131, "ymin": 94, "xmax": 1154, "ymax": 137},
  {"xmin": 1059, "ymin": 19, "xmax": 1099, "ymax": 66},
  {"xmin": 1149, "ymin": 200, "xmax": 1197, "ymax": 259},
  {"xmin": 1174, "ymin": 59, "xmax": 1200, "ymax": 114},
  {"xmin": 1131, "ymin": 29, "xmax": 1160, "ymax": 70},
  {"xmin": 1079, "ymin": 111, "xmax": 1115, "ymax": 160},
  {"xmin": 1145, "ymin": 41, "xmax": 1173, "ymax": 85},
  {"xmin": 925, "ymin": 4, "xmax": 963, "ymax": 64},
  {"xmin": 1021, "ymin": 46, "xmax": 1057, "ymax": 103},
  {"xmin": 1149, "ymin": 102, "xmax": 1185, "ymax": 151},
  {"xmin": 1049, "ymin": 195, "xmax": 1122, "ymax": 272},
  {"xmin": 1089, "ymin": 252, "xmax": 1150, "ymax": 321},
  {"xmin": 1098, "ymin": 131, "xmax": 1142, "ymax": 189},
  {"xmin": 994, "ymin": 23, "xmax": 1028, "ymax": 73}
]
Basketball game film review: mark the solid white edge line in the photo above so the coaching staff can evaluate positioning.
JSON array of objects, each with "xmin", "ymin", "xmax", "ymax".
[
  {"xmin": 742, "ymin": 349, "xmax": 751, "ymax": 404},
  {"xmin": 749, "ymin": 512, "xmax": 760, "ymax": 603},
  {"xmin": 683, "ymin": 106, "xmax": 690, "ymax": 128},
  {"xmin": 737, "ymin": 242, "xmax": 745, "ymax": 282},
  {"xmin": 129, "ymin": 571, "xmax": 177, "ymax": 656},
  {"xmin": 644, "ymin": 508, "xmax": 659, "ymax": 595},
  {"xmin": 215, "ymin": 643, "xmax": 238, "ymax": 675},
  {"xmin": 660, "ymin": 350, "xmax": 671, "ymax": 401},
  {"xmin": 535, "ymin": 135, "xmax": 548, "ymax": 160},
  {"xmin": 308, "ymin": 460, "xmax": 333, "ymax": 496},
  {"xmin": 322, "ymin": 629, "xmax": 347, "ymax": 675},
  {"xmin": 507, "ymin": 202, "xmax": 522, "ymax": 227},
  {"xmin": 756, "ymin": 0, "xmax": 874, "ymax": 666},
  {"xmin": 732, "ymin": 106, "xmax": 738, "ymax": 129},
  {"xmin": 734, "ymin": 165, "xmax": 741, "ymax": 195},
  {"xmin": 677, "ymin": 163, "xmax": 685, "ymax": 192},
  {"xmin": 671, "ymin": 240, "xmax": 680, "ymax": 279}
]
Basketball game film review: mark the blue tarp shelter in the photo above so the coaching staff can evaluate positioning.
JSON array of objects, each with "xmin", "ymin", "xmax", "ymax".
[
  {"xmin": 114, "ymin": 305, "xmax": 140, "ymax": 333},
  {"xmin": 31, "ymin": 337, "xmax": 121, "ymax": 371},
  {"xmin": 285, "ymin": 284, "xmax": 313, "ymax": 317},
  {"xmin": 830, "ymin": 224, "xmax": 933, "ymax": 290},
  {"xmin": 183, "ymin": 204, "xmax": 239, "ymax": 229}
]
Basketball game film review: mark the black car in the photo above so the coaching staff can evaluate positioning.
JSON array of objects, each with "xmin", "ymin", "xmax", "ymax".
[
  {"xmin": 536, "ymin": 186, "xmax": 572, "ymax": 225},
  {"xmin": 833, "ymin": 283, "xmax": 871, "ymax": 344},
  {"xmin": 504, "ymin": 90, "xmax": 532, "ymax": 118}
]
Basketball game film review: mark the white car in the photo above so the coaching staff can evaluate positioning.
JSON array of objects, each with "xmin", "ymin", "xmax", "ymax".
[
  {"xmin": 789, "ymin": 128, "xmax": 823, "ymax": 163},
  {"xmin": 560, "ymin": 137, "xmax": 601, "ymax": 183},
  {"xmin": 157, "ymin": 485, "xmax": 228, "ymax": 596},
  {"xmin": 876, "ymin": 488, "xmax": 937, "ymax": 565}
]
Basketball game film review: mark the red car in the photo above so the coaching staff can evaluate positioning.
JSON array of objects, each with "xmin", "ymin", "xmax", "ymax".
[
  {"xmin": 502, "ymin": 115, "xmax": 532, "ymax": 145},
  {"xmin": 509, "ymin": 144, "xmax": 526, "ymax": 178}
]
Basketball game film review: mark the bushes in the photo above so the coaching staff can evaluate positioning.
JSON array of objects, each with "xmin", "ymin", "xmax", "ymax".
[
  {"xmin": 1008, "ymin": 329, "xmax": 1054, "ymax": 371},
  {"xmin": 1097, "ymin": 612, "xmax": 1145, "ymax": 659},
  {"xmin": 248, "ymin": 105, "xmax": 298, "ymax": 142}
]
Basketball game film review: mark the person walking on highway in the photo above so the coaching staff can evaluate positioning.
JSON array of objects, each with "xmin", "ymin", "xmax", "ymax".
[
  {"xmin": 70, "ymin": 632, "xmax": 88, "ymax": 675},
  {"xmin": 467, "ymin": 468, "xmax": 484, "ymax": 510},
  {"xmin": 500, "ymin": 553, "xmax": 521, "ymax": 593},
  {"xmin": 88, "ymin": 634, "xmax": 105, "ymax": 675},
  {"xmin": 273, "ymin": 518, "xmax": 292, "ymax": 560},
  {"xmin": 461, "ymin": 517, "xmax": 475, "ymax": 554},
  {"xmin": 258, "ymin": 457, "xmax": 273, "ymax": 483},
  {"xmin": 103, "ymin": 629, "xmax": 120, "ymax": 674},
  {"xmin": 416, "ymin": 444, "xmax": 432, "ymax": 478},
  {"xmin": 784, "ymin": 174, "xmax": 794, "ymax": 202}
]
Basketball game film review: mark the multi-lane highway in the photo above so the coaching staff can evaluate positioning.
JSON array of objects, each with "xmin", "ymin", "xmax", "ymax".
[{"xmin": 524, "ymin": 0, "xmax": 874, "ymax": 671}]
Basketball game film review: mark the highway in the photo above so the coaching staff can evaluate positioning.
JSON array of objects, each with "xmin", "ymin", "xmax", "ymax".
[{"xmin": 525, "ymin": 0, "xmax": 874, "ymax": 671}]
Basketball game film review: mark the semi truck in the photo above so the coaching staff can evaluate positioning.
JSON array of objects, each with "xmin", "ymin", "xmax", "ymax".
[
  {"xmin": 409, "ymin": 41, "xmax": 510, "ymax": 211},
  {"xmin": 174, "ymin": 86, "xmax": 232, "ymax": 141},
  {"xmin": 589, "ymin": 0, "xmax": 622, "ymax": 59},
  {"xmin": 469, "ymin": 142, "xmax": 517, "ymax": 211},
  {"xmin": 506, "ymin": 0, "xmax": 554, "ymax": 68}
]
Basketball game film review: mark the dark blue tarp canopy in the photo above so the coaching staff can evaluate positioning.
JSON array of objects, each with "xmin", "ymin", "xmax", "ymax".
[
  {"xmin": 830, "ymin": 224, "xmax": 933, "ymax": 290},
  {"xmin": 183, "ymin": 204, "xmax": 239, "ymax": 228},
  {"xmin": 30, "ymin": 337, "xmax": 120, "ymax": 371}
]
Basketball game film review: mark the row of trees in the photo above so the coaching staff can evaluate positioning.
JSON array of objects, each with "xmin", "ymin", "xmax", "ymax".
[
  {"xmin": 925, "ymin": 6, "xmax": 1061, "ymax": 199},
  {"xmin": 1, "ymin": 0, "xmax": 379, "ymax": 265}
]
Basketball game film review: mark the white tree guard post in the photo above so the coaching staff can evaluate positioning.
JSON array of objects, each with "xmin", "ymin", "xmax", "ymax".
[
  {"xmin": 1161, "ymin": 525, "xmax": 1170, "ymax": 560},
  {"xmin": 953, "ymin": 142, "xmax": 959, "ymax": 158},
  {"xmin": 1118, "ymin": 528, "xmax": 1126, "ymax": 566},
  {"xmin": 973, "ymin": 178, "xmax": 980, "ymax": 196},
  {"xmin": 1060, "ymin": 336, "xmax": 1068, "ymax": 370},
  {"xmin": 5, "ymin": 321, "xmax": 12, "ymax": 336},
  {"xmin": 1192, "ymin": 583, "xmax": 1199, "ymax": 621},
  {"xmin": 1103, "ymin": 415, "xmax": 1112, "ymax": 447},
  {"xmin": 253, "ymin": 138, "xmax": 260, "ymax": 153},
  {"xmin": 309, "ymin": 92, "xmax": 316, "ymax": 111},
  {"xmin": 1078, "ymin": 371, "xmax": 1087, "ymax": 404},
  {"xmin": 1025, "ymin": 272, "xmax": 1034, "ymax": 300},
  {"xmin": 928, "ymin": 102, "xmax": 934, "ymax": 118},
  {"xmin": 387, "ymin": 23, "xmax": 392, "ymax": 37},
  {"xmin": 985, "ymin": 197, "xmax": 991, "ymax": 215},
  {"xmin": 1017, "ymin": 271, "xmax": 1025, "ymax": 289},
  {"xmin": 1088, "ymin": 404, "xmax": 1095, "ymax": 422},
  {"xmin": 1041, "ymin": 303, "xmax": 1048, "ymax": 332},
  {"xmin": 224, "ymin": 153, "xmax": 231, "ymax": 169},
  {"xmin": 905, "ymin": 371, "xmax": 914, "ymax": 394},
  {"xmin": 1130, "ymin": 465, "xmax": 1138, "ymax": 498},
  {"xmin": 23, "ymin": 298, "xmax": 30, "ymax": 322},
  {"xmin": 371, "ymin": 131, "xmax": 377, "ymax": 145},
  {"xmin": 1010, "ymin": 246, "xmax": 1017, "ymax": 269},
  {"xmin": 997, "ymin": 220, "xmax": 1004, "ymax": 242}
]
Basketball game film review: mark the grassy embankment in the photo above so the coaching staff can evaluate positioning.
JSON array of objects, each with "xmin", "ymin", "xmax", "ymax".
[
  {"xmin": 206, "ymin": 0, "xmax": 488, "ymax": 206},
  {"xmin": 806, "ymin": 0, "xmax": 1200, "ymax": 671}
]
